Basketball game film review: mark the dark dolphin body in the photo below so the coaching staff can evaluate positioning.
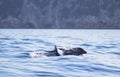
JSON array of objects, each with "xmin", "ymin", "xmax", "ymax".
[
  {"xmin": 29, "ymin": 46, "xmax": 87, "ymax": 58},
  {"xmin": 59, "ymin": 47, "xmax": 87, "ymax": 56}
]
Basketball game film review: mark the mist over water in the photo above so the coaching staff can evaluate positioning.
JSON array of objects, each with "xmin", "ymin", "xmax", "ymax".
[{"xmin": 0, "ymin": 29, "xmax": 120, "ymax": 77}]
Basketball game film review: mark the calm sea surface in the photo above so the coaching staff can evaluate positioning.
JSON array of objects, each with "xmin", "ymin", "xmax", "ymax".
[{"xmin": 0, "ymin": 29, "xmax": 120, "ymax": 77}]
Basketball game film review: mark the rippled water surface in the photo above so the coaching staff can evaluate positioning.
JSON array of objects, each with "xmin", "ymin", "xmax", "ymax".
[{"xmin": 0, "ymin": 29, "xmax": 120, "ymax": 77}]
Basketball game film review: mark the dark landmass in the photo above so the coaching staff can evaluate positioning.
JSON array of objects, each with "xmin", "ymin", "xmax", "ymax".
[{"xmin": 0, "ymin": 0, "xmax": 120, "ymax": 29}]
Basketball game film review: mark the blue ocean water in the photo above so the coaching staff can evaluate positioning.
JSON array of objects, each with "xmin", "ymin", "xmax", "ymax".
[{"xmin": 0, "ymin": 29, "xmax": 120, "ymax": 77}]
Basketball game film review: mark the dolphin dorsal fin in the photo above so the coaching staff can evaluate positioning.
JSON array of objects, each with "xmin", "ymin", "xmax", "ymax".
[
  {"xmin": 54, "ymin": 45, "xmax": 57, "ymax": 52},
  {"xmin": 54, "ymin": 45, "xmax": 60, "ymax": 56}
]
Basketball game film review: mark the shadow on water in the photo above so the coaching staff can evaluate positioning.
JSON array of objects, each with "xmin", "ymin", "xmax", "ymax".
[
  {"xmin": 89, "ymin": 66, "xmax": 120, "ymax": 74},
  {"xmin": 32, "ymin": 71, "xmax": 66, "ymax": 77},
  {"xmin": 96, "ymin": 45, "xmax": 116, "ymax": 49},
  {"xmin": 11, "ymin": 41, "xmax": 32, "ymax": 45},
  {"xmin": 57, "ymin": 36, "xmax": 72, "ymax": 39},
  {"xmin": 8, "ymin": 46, "xmax": 21, "ymax": 48},
  {"xmin": 93, "ymin": 63, "xmax": 120, "ymax": 71},
  {"xmin": 57, "ymin": 36, "xmax": 82, "ymax": 41},
  {"xmin": 109, "ymin": 52, "xmax": 120, "ymax": 56},
  {"xmin": 0, "ymin": 37, "xmax": 13, "ymax": 40},
  {"xmin": 77, "ymin": 43, "xmax": 92, "ymax": 47},
  {"xmin": 22, "ymin": 38, "xmax": 54, "ymax": 46},
  {"xmin": 14, "ymin": 52, "xmax": 30, "ymax": 58}
]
